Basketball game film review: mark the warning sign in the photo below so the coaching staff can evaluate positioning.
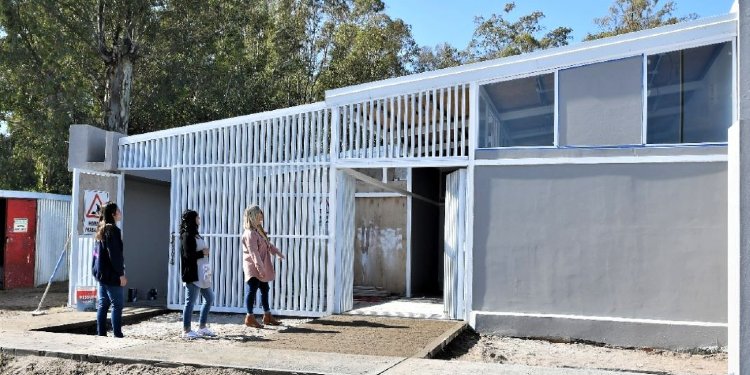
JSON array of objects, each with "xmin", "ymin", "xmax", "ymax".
[
  {"xmin": 13, "ymin": 218, "xmax": 28, "ymax": 233},
  {"xmin": 83, "ymin": 190, "xmax": 109, "ymax": 236}
]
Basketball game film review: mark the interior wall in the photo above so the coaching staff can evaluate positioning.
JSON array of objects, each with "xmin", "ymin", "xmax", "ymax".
[
  {"xmin": 410, "ymin": 168, "xmax": 442, "ymax": 296},
  {"xmin": 354, "ymin": 197, "xmax": 407, "ymax": 294},
  {"xmin": 121, "ymin": 176, "xmax": 170, "ymax": 305},
  {"xmin": 353, "ymin": 168, "xmax": 408, "ymax": 295}
]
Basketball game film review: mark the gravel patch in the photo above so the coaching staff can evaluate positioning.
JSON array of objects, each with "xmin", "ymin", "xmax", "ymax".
[{"xmin": 124, "ymin": 312, "xmax": 312, "ymax": 343}]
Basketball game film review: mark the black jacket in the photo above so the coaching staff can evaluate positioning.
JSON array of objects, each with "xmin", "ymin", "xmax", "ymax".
[
  {"xmin": 180, "ymin": 232, "xmax": 205, "ymax": 283},
  {"xmin": 91, "ymin": 225, "xmax": 125, "ymax": 286}
]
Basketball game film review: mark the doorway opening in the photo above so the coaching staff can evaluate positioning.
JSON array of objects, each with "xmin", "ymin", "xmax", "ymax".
[
  {"xmin": 121, "ymin": 172, "xmax": 171, "ymax": 307},
  {"xmin": 341, "ymin": 166, "xmax": 466, "ymax": 320}
]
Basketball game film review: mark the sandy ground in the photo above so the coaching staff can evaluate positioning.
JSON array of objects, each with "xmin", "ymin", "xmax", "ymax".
[
  {"xmin": 0, "ymin": 284, "xmax": 729, "ymax": 374},
  {"xmin": 0, "ymin": 352, "xmax": 257, "ymax": 375},
  {"xmin": 436, "ymin": 330, "xmax": 727, "ymax": 375}
]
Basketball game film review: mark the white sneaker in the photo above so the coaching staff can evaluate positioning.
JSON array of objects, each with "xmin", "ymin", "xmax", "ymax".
[
  {"xmin": 183, "ymin": 330, "xmax": 199, "ymax": 340},
  {"xmin": 196, "ymin": 327, "xmax": 216, "ymax": 337}
]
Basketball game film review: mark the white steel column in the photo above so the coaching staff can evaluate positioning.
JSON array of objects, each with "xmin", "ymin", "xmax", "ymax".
[
  {"xmin": 466, "ymin": 82, "xmax": 479, "ymax": 325},
  {"xmin": 730, "ymin": 0, "xmax": 749, "ymax": 373}
]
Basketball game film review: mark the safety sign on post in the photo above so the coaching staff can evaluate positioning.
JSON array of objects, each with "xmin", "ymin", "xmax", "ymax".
[{"xmin": 83, "ymin": 190, "xmax": 109, "ymax": 236}]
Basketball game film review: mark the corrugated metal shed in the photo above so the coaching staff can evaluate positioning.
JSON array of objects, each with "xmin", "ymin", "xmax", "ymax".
[{"xmin": 0, "ymin": 190, "xmax": 71, "ymax": 287}]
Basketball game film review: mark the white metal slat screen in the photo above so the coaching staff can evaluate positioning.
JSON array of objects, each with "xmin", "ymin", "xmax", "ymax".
[
  {"xmin": 333, "ymin": 171, "xmax": 356, "ymax": 313},
  {"xmin": 444, "ymin": 169, "xmax": 467, "ymax": 320},
  {"xmin": 337, "ymin": 85, "xmax": 470, "ymax": 160},
  {"xmin": 166, "ymin": 108, "xmax": 331, "ymax": 316}
]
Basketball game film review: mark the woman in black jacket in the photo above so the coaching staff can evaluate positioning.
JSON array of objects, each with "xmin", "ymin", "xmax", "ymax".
[
  {"xmin": 92, "ymin": 202, "xmax": 126, "ymax": 338},
  {"xmin": 180, "ymin": 209, "xmax": 215, "ymax": 339}
]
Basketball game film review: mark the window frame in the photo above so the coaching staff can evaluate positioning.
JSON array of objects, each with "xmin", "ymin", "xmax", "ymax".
[
  {"xmin": 476, "ymin": 69, "xmax": 558, "ymax": 150},
  {"xmin": 643, "ymin": 38, "xmax": 737, "ymax": 146},
  {"xmin": 473, "ymin": 36, "xmax": 737, "ymax": 150}
]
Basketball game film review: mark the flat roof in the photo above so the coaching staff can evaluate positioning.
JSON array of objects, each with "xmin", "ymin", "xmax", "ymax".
[
  {"xmin": 0, "ymin": 190, "xmax": 71, "ymax": 201},
  {"xmin": 325, "ymin": 14, "xmax": 737, "ymax": 105}
]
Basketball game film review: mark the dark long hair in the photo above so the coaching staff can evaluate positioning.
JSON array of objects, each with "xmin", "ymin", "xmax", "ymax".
[
  {"xmin": 180, "ymin": 209, "xmax": 199, "ymax": 237},
  {"xmin": 95, "ymin": 202, "xmax": 119, "ymax": 241}
]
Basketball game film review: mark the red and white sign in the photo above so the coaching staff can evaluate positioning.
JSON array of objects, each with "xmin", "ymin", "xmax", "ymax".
[{"xmin": 83, "ymin": 190, "xmax": 109, "ymax": 235}]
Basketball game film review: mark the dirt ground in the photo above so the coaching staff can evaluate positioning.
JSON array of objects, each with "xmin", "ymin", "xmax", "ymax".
[
  {"xmin": 0, "ymin": 284, "xmax": 730, "ymax": 375},
  {"xmin": 0, "ymin": 282, "xmax": 68, "ymax": 313},
  {"xmin": 436, "ymin": 330, "xmax": 727, "ymax": 375},
  {"xmin": 0, "ymin": 352, "xmax": 257, "ymax": 375}
]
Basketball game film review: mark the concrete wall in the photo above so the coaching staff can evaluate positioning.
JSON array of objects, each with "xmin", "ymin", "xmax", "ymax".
[
  {"xmin": 353, "ymin": 168, "xmax": 408, "ymax": 295},
  {"xmin": 75, "ymin": 174, "xmax": 120, "ymax": 235},
  {"xmin": 121, "ymin": 176, "xmax": 170, "ymax": 305},
  {"xmin": 473, "ymin": 162, "xmax": 727, "ymax": 348},
  {"xmin": 354, "ymin": 197, "xmax": 407, "ymax": 294}
]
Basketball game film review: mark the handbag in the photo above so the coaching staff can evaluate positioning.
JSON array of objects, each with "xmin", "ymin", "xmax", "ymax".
[{"xmin": 195, "ymin": 255, "xmax": 212, "ymax": 288}]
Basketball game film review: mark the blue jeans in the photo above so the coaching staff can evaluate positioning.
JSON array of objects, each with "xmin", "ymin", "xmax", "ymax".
[
  {"xmin": 245, "ymin": 277, "xmax": 270, "ymax": 314},
  {"xmin": 97, "ymin": 283, "xmax": 124, "ymax": 337},
  {"xmin": 183, "ymin": 283, "xmax": 214, "ymax": 331}
]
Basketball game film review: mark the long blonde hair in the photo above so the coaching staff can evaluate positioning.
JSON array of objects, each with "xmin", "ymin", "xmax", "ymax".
[{"xmin": 243, "ymin": 205, "xmax": 268, "ymax": 241}]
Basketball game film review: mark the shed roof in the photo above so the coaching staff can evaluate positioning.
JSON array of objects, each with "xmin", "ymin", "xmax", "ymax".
[{"xmin": 0, "ymin": 190, "xmax": 71, "ymax": 201}]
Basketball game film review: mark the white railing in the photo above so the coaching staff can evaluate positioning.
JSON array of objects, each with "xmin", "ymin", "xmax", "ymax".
[
  {"xmin": 337, "ymin": 84, "xmax": 470, "ymax": 160},
  {"xmin": 119, "ymin": 104, "xmax": 330, "ymax": 169}
]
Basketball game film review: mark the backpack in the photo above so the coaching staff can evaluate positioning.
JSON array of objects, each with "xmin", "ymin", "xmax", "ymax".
[{"xmin": 91, "ymin": 240, "xmax": 106, "ymax": 282}]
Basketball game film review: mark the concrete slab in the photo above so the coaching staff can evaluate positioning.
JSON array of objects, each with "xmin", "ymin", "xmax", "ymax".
[
  {"xmin": 347, "ymin": 298, "xmax": 447, "ymax": 319},
  {"xmin": 384, "ymin": 358, "xmax": 643, "ymax": 375},
  {"xmin": 0, "ymin": 330, "xmax": 149, "ymax": 358},
  {"xmin": 414, "ymin": 321, "xmax": 467, "ymax": 358},
  {"xmin": 110, "ymin": 341, "xmax": 402, "ymax": 375},
  {"xmin": 0, "ymin": 306, "xmax": 165, "ymax": 332},
  {"xmin": 0, "ymin": 329, "xmax": 654, "ymax": 375}
]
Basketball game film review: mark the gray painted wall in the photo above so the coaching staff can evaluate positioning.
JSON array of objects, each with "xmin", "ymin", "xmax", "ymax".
[
  {"xmin": 473, "ymin": 163, "xmax": 727, "ymax": 324},
  {"xmin": 559, "ymin": 56, "xmax": 643, "ymax": 146},
  {"xmin": 121, "ymin": 177, "xmax": 170, "ymax": 305}
]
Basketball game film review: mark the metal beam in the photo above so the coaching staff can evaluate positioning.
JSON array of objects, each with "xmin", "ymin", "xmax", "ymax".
[{"xmin": 341, "ymin": 168, "xmax": 443, "ymax": 206}]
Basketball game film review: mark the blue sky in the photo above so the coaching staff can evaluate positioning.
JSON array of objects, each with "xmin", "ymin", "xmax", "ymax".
[{"xmin": 382, "ymin": 0, "xmax": 735, "ymax": 48}]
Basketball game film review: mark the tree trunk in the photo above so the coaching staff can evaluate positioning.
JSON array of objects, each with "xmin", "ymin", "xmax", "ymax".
[{"xmin": 104, "ymin": 55, "xmax": 133, "ymax": 135}]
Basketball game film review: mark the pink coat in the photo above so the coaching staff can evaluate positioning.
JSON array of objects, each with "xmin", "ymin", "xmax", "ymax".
[{"xmin": 242, "ymin": 229, "xmax": 282, "ymax": 282}]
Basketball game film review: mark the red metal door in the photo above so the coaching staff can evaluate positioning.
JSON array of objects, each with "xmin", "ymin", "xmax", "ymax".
[{"xmin": 4, "ymin": 199, "xmax": 36, "ymax": 289}]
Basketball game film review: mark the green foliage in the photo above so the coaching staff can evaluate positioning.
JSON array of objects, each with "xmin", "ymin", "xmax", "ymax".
[
  {"xmin": 466, "ymin": 2, "xmax": 572, "ymax": 61},
  {"xmin": 412, "ymin": 43, "xmax": 464, "ymax": 74},
  {"xmin": 585, "ymin": 0, "xmax": 697, "ymax": 40},
  {"xmin": 414, "ymin": 2, "xmax": 572, "ymax": 70},
  {"xmin": 0, "ymin": 0, "xmax": 417, "ymax": 193}
]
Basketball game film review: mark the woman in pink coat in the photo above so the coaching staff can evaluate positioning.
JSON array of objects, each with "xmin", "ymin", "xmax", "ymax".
[{"xmin": 242, "ymin": 205, "xmax": 285, "ymax": 328}]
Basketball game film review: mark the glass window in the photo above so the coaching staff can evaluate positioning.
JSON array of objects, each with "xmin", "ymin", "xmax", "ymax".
[
  {"xmin": 647, "ymin": 42, "xmax": 733, "ymax": 144},
  {"xmin": 478, "ymin": 74, "xmax": 555, "ymax": 148}
]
